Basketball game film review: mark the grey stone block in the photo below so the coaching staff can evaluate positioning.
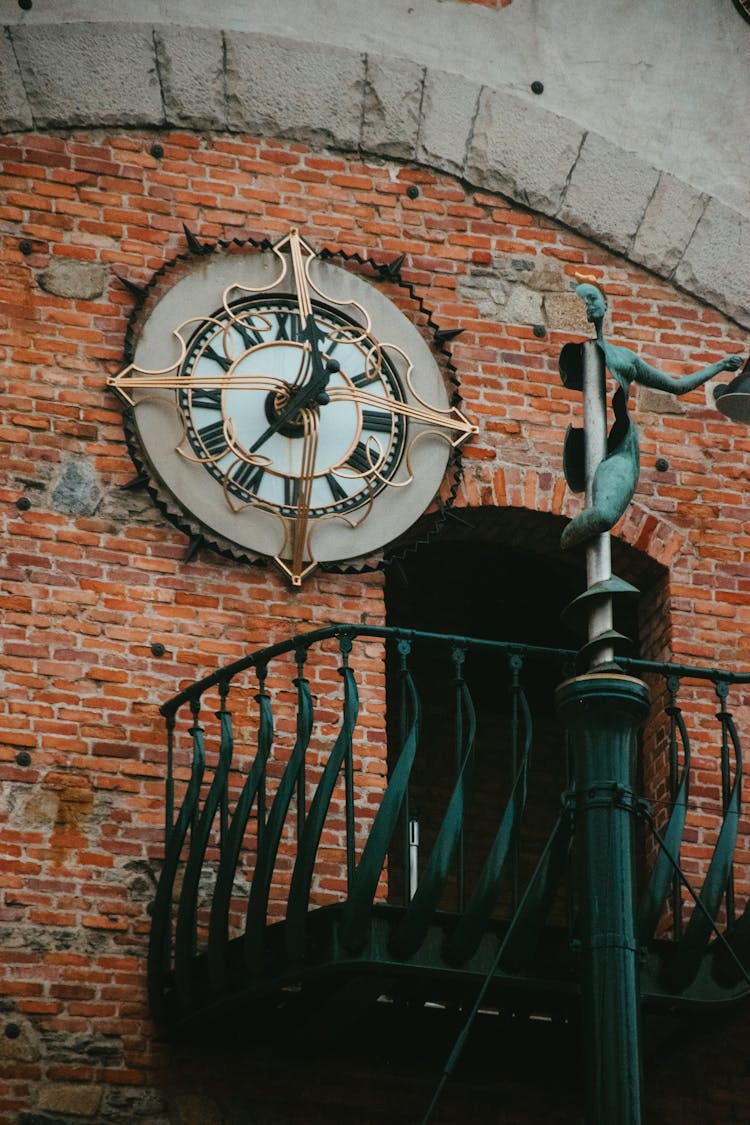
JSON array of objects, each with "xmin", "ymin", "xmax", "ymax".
[
  {"xmin": 637, "ymin": 385, "xmax": 685, "ymax": 415},
  {"xmin": 417, "ymin": 68, "xmax": 479, "ymax": 175},
  {"xmin": 37, "ymin": 260, "xmax": 108, "ymax": 301},
  {"xmin": 11, "ymin": 23, "xmax": 163, "ymax": 128},
  {"xmin": 631, "ymin": 173, "xmax": 707, "ymax": 276},
  {"xmin": 467, "ymin": 87, "xmax": 584, "ymax": 214},
  {"xmin": 362, "ymin": 54, "xmax": 423, "ymax": 160},
  {"xmin": 155, "ymin": 27, "xmax": 225, "ymax": 130},
  {"xmin": 0, "ymin": 27, "xmax": 32, "ymax": 131},
  {"xmin": 544, "ymin": 293, "xmax": 590, "ymax": 335},
  {"xmin": 675, "ymin": 198, "xmax": 750, "ymax": 329},
  {"xmin": 51, "ymin": 461, "xmax": 102, "ymax": 517},
  {"xmin": 38, "ymin": 1083, "xmax": 103, "ymax": 1116},
  {"xmin": 226, "ymin": 34, "xmax": 364, "ymax": 150},
  {"xmin": 557, "ymin": 132, "xmax": 660, "ymax": 256}
]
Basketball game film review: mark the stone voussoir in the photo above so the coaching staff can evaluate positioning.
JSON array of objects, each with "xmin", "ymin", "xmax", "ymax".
[
  {"xmin": 10, "ymin": 22, "xmax": 163, "ymax": 128},
  {"xmin": 155, "ymin": 26, "xmax": 226, "ymax": 131},
  {"xmin": 631, "ymin": 172, "xmax": 707, "ymax": 276},
  {"xmin": 225, "ymin": 33, "xmax": 364, "ymax": 150},
  {"xmin": 557, "ymin": 131, "xmax": 660, "ymax": 257},
  {"xmin": 466, "ymin": 85, "xmax": 585, "ymax": 216},
  {"xmin": 0, "ymin": 21, "xmax": 747, "ymax": 330},
  {"xmin": 417, "ymin": 67, "xmax": 480, "ymax": 177},
  {"xmin": 362, "ymin": 53, "xmax": 424, "ymax": 161},
  {"xmin": 0, "ymin": 26, "xmax": 32, "ymax": 131},
  {"xmin": 674, "ymin": 197, "xmax": 750, "ymax": 330}
]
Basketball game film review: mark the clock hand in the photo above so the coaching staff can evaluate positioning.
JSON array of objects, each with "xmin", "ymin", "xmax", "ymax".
[
  {"xmin": 327, "ymin": 385, "xmax": 477, "ymax": 448},
  {"xmin": 284, "ymin": 406, "xmax": 320, "ymax": 587},
  {"xmin": 247, "ymin": 354, "xmax": 339, "ymax": 455},
  {"xmin": 107, "ymin": 368, "xmax": 286, "ymax": 408}
]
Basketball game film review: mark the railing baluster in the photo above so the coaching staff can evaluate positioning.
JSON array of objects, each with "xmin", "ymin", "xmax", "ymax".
[
  {"xmin": 446, "ymin": 666, "xmax": 530, "ymax": 965},
  {"xmin": 285, "ymin": 631, "xmax": 359, "ymax": 963},
  {"xmin": 669, "ymin": 676, "xmax": 741, "ymax": 990},
  {"xmin": 255, "ymin": 661, "xmax": 269, "ymax": 847},
  {"xmin": 389, "ymin": 655, "xmax": 477, "ymax": 960},
  {"xmin": 295, "ymin": 645, "xmax": 309, "ymax": 839},
  {"xmin": 340, "ymin": 639, "xmax": 418, "ymax": 953},
  {"xmin": 341, "ymin": 634, "xmax": 356, "ymax": 892},
  {"xmin": 637, "ymin": 674, "xmax": 690, "ymax": 946},
  {"xmin": 717, "ymin": 680, "xmax": 736, "ymax": 928},
  {"xmin": 666, "ymin": 674, "xmax": 683, "ymax": 937},
  {"xmin": 189, "ymin": 698, "xmax": 203, "ymax": 842},
  {"xmin": 400, "ymin": 639, "xmax": 413, "ymax": 906},
  {"xmin": 510, "ymin": 654, "xmax": 522, "ymax": 909},
  {"xmin": 453, "ymin": 645, "xmax": 466, "ymax": 912},
  {"xmin": 243, "ymin": 650, "xmax": 311, "ymax": 975},
  {"xmin": 165, "ymin": 711, "xmax": 175, "ymax": 849},
  {"xmin": 218, "ymin": 679, "xmax": 231, "ymax": 850}
]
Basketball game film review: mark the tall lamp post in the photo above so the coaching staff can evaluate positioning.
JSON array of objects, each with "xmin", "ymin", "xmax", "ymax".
[{"xmin": 556, "ymin": 282, "xmax": 743, "ymax": 1123}]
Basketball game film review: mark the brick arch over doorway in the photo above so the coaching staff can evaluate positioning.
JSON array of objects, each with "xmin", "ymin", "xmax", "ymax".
[{"xmin": 387, "ymin": 503, "xmax": 671, "ymax": 658}]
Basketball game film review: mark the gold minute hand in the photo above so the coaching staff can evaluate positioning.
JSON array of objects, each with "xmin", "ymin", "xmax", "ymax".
[{"xmin": 327, "ymin": 386, "xmax": 477, "ymax": 448}]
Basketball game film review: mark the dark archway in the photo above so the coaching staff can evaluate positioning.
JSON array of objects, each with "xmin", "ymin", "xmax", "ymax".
[{"xmin": 383, "ymin": 506, "xmax": 670, "ymax": 914}]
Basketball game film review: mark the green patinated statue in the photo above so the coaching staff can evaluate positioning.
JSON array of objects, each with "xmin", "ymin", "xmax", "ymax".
[{"xmin": 561, "ymin": 282, "xmax": 743, "ymax": 550}]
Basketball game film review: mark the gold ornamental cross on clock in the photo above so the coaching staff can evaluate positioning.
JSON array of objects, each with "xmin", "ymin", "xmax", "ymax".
[{"xmin": 109, "ymin": 228, "xmax": 477, "ymax": 585}]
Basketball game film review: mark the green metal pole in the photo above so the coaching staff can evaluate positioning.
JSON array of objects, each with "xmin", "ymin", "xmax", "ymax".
[{"xmin": 556, "ymin": 673, "xmax": 650, "ymax": 1125}]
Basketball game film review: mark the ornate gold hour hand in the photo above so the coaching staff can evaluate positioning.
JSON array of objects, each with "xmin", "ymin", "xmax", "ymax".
[
  {"xmin": 327, "ymin": 385, "xmax": 477, "ymax": 448},
  {"xmin": 107, "ymin": 368, "xmax": 286, "ymax": 407},
  {"xmin": 277, "ymin": 406, "xmax": 320, "ymax": 587}
]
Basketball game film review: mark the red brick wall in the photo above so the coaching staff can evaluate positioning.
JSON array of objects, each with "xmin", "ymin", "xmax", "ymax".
[{"xmin": 1, "ymin": 128, "xmax": 749, "ymax": 1123}]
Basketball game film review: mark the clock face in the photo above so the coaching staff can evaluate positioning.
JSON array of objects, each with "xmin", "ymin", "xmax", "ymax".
[
  {"xmin": 110, "ymin": 229, "xmax": 475, "ymax": 585},
  {"xmin": 178, "ymin": 294, "xmax": 407, "ymax": 520}
]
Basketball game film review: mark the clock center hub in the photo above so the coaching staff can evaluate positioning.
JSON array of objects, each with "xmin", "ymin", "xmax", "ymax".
[{"xmin": 263, "ymin": 387, "xmax": 308, "ymax": 438}]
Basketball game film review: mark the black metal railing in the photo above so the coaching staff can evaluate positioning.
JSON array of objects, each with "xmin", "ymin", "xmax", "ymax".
[{"xmin": 148, "ymin": 625, "xmax": 750, "ymax": 1027}]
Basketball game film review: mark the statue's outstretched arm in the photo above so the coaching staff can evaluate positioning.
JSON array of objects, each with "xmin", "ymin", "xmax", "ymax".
[{"xmin": 632, "ymin": 353, "xmax": 743, "ymax": 396}]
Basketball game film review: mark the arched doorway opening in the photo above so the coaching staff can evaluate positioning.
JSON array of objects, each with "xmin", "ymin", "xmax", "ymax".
[{"xmin": 383, "ymin": 506, "xmax": 670, "ymax": 915}]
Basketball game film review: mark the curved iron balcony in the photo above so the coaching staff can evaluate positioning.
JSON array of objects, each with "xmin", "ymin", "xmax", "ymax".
[{"xmin": 148, "ymin": 625, "xmax": 750, "ymax": 1035}]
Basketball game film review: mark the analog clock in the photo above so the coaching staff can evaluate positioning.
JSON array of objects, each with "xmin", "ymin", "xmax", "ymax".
[{"xmin": 109, "ymin": 229, "xmax": 476, "ymax": 585}]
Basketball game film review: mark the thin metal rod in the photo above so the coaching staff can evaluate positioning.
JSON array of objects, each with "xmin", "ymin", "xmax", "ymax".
[{"xmin": 582, "ymin": 340, "xmax": 614, "ymax": 667}]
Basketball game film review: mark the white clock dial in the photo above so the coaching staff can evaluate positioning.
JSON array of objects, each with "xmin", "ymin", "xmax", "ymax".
[{"xmin": 109, "ymin": 229, "xmax": 476, "ymax": 585}]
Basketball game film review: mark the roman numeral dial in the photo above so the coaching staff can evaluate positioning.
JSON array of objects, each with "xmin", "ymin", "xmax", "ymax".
[{"xmin": 111, "ymin": 228, "xmax": 475, "ymax": 585}]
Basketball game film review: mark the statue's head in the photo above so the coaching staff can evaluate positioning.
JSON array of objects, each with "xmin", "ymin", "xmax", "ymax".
[{"xmin": 575, "ymin": 282, "xmax": 607, "ymax": 324}]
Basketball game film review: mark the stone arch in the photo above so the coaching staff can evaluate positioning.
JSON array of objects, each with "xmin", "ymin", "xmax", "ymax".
[{"xmin": 0, "ymin": 21, "xmax": 747, "ymax": 329}]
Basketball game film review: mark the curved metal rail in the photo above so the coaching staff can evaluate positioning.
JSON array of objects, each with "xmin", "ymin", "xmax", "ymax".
[{"xmin": 148, "ymin": 625, "xmax": 750, "ymax": 1027}]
